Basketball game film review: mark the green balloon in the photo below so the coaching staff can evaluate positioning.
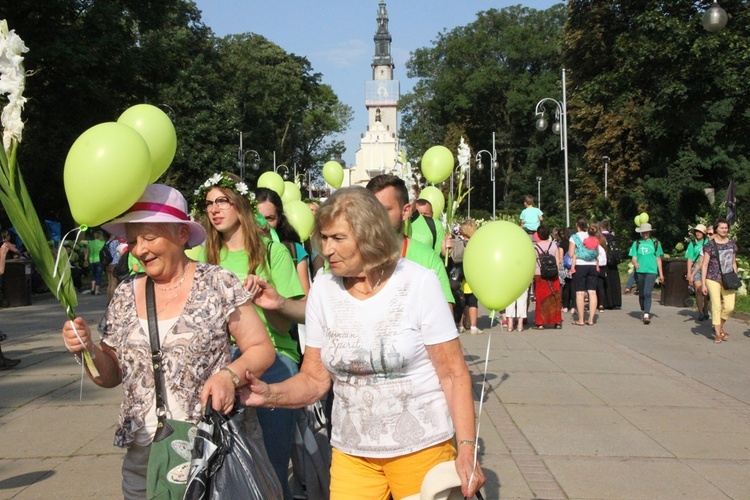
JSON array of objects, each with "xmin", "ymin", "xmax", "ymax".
[
  {"xmin": 323, "ymin": 160, "xmax": 344, "ymax": 189},
  {"xmin": 421, "ymin": 145, "xmax": 454, "ymax": 184},
  {"xmin": 463, "ymin": 221, "xmax": 536, "ymax": 311},
  {"xmin": 281, "ymin": 181, "xmax": 302, "ymax": 203},
  {"xmin": 640, "ymin": 212, "xmax": 649, "ymax": 224},
  {"xmin": 419, "ymin": 186, "xmax": 445, "ymax": 216},
  {"xmin": 634, "ymin": 215, "xmax": 642, "ymax": 227},
  {"xmin": 258, "ymin": 171, "xmax": 286, "ymax": 197},
  {"xmin": 117, "ymin": 104, "xmax": 177, "ymax": 183},
  {"xmin": 284, "ymin": 200, "xmax": 315, "ymax": 242},
  {"xmin": 64, "ymin": 122, "xmax": 151, "ymax": 227}
]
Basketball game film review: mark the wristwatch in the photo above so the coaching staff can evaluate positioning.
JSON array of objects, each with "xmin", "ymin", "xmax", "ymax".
[{"xmin": 221, "ymin": 366, "xmax": 240, "ymax": 388}]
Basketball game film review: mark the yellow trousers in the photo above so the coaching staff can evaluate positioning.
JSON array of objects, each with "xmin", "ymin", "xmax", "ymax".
[
  {"xmin": 330, "ymin": 439, "xmax": 456, "ymax": 500},
  {"xmin": 705, "ymin": 278, "xmax": 735, "ymax": 325}
]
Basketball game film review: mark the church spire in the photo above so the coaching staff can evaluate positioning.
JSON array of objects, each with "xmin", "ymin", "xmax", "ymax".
[{"xmin": 372, "ymin": 0, "xmax": 393, "ymax": 71}]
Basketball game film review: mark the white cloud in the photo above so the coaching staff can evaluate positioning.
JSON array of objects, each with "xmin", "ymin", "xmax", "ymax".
[{"xmin": 314, "ymin": 39, "xmax": 369, "ymax": 68}]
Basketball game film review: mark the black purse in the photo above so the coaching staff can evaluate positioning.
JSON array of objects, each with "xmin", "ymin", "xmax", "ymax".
[{"xmin": 711, "ymin": 241, "xmax": 741, "ymax": 290}]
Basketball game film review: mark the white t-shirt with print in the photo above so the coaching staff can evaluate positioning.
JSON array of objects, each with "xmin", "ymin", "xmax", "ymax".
[{"xmin": 305, "ymin": 258, "xmax": 458, "ymax": 458}]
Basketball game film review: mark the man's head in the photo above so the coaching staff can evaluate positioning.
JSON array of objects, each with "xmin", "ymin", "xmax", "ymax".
[
  {"xmin": 366, "ymin": 174, "xmax": 411, "ymax": 233},
  {"xmin": 415, "ymin": 199, "xmax": 433, "ymax": 218}
]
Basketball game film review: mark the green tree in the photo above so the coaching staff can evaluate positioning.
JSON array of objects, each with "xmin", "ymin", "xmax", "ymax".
[
  {"xmin": 400, "ymin": 4, "xmax": 569, "ymax": 219},
  {"xmin": 563, "ymin": 0, "xmax": 750, "ymax": 247}
]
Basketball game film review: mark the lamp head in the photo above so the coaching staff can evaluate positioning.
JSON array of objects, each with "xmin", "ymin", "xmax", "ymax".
[
  {"xmin": 702, "ymin": 1, "xmax": 728, "ymax": 32},
  {"xmin": 477, "ymin": 161, "xmax": 484, "ymax": 171},
  {"xmin": 535, "ymin": 115, "xmax": 548, "ymax": 132},
  {"xmin": 552, "ymin": 122, "xmax": 561, "ymax": 134}
]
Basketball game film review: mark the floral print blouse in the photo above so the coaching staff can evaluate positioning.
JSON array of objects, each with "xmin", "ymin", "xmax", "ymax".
[{"xmin": 99, "ymin": 262, "xmax": 251, "ymax": 447}]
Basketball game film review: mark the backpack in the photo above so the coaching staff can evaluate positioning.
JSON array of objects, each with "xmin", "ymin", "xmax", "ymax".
[
  {"xmin": 635, "ymin": 238, "xmax": 660, "ymax": 254},
  {"xmin": 572, "ymin": 233, "xmax": 598, "ymax": 261},
  {"xmin": 112, "ymin": 250, "xmax": 132, "ymax": 281},
  {"xmin": 535, "ymin": 243, "xmax": 559, "ymax": 281},
  {"xmin": 409, "ymin": 211, "xmax": 437, "ymax": 249},
  {"xmin": 99, "ymin": 242, "xmax": 114, "ymax": 266},
  {"xmin": 605, "ymin": 234, "xmax": 621, "ymax": 266}
]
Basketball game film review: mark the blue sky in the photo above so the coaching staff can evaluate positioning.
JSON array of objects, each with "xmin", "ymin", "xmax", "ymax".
[{"xmin": 194, "ymin": 0, "xmax": 561, "ymax": 166}]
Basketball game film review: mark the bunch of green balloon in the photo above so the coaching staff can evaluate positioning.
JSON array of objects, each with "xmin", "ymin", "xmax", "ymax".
[
  {"xmin": 418, "ymin": 186, "xmax": 445, "ymax": 217},
  {"xmin": 281, "ymin": 181, "xmax": 302, "ymax": 203},
  {"xmin": 634, "ymin": 212, "xmax": 649, "ymax": 227},
  {"xmin": 421, "ymin": 146, "xmax": 454, "ymax": 184},
  {"xmin": 323, "ymin": 161, "xmax": 344, "ymax": 189},
  {"xmin": 64, "ymin": 104, "xmax": 178, "ymax": 227},
  {"xmin": 258, "ymin": 172, "xmax": 286, "ymax": 197},
  {"xmin": 463, "ymin": 221, "xmax": 536, "ymax": 311},
  {"xmin": 284, "ymin": 200, "xmax": 315, "ymax": 241}
]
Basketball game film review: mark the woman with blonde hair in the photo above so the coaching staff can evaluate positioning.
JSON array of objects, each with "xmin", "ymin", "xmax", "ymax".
[
  {"xmin": 240, "ymin": 186, "xmax": 485, "ymax": 499},
  {"xmin": 196, "ymin": 172, "xmax": 304, "ymax": 499}
]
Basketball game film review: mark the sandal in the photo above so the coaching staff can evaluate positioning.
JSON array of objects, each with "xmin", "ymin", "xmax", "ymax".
[
  {"xmin": 572, "ymin": 322, "xmax": 586, "ymax": 326},
  {"xmin": 714, "ymin": 336, "xmax": 723, "ymax": 344},
  {"xmin": 554, "ymin": 323, "xmax": 562, "ymax": 329},
  {"xmin": 536, "ymin": 325, "xmax": 544, "ymax": 330}
]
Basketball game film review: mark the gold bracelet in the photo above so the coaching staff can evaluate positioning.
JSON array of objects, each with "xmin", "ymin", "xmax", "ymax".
[{"xmin": 458, "ymin": 440, "xmax": 477, "ymax": 447}]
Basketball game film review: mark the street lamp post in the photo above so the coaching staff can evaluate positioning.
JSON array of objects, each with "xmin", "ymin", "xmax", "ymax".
[
  {"xmin": 534, "ymin": 67, "xmax": 570, "ymax": 227},
  {"xmin": 602, "ymin": 156, "xmax": 610, "ymax": 199},
  {"xmin": 476, "ymin": 132, "xmax": 499, "ymax": 220},
  {"xmin": 536, "ymin": 176, "xmax": 542, "ymax": 210},
  {"xmin": 237, "ymin": 132, "xmax": 260, "ymax": 180}
]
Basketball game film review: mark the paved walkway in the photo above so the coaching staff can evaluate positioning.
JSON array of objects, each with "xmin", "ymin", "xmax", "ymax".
[{"xmin": 1, "ymin": 292, "xmax": 750, "ymax": 499}]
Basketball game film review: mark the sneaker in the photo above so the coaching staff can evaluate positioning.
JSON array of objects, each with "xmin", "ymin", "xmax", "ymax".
[
  {"xmin": 458, "ymin": 326, "xmax": 466, "ymax": 334},
  {"xmin": 470, "ymin": 327, "xmax": 483, "ymax": 335},
  {"xmin": 643, "ymin": 313, "xmax": 650, "ymax": 325},
  {"xmin": 624, "ymin": 289, "xmax": 631, "ymax": 294},
  {"xmin": 81, "ymin": 290, "xmax": 91, "ymax": 295}
]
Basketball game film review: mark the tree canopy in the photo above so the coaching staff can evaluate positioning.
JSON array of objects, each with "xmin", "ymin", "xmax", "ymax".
[{"xmin": 2, "ymin": 0, "xmax": 351, "ymax": 228}]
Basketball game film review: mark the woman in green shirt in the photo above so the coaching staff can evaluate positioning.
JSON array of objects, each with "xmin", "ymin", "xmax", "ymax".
[
  {"xmin": 195, "ymin": 172, "xmax": 304, "ymax": 500},
  {"xmin": 686, "ymin": 224, "xmax": 709, "ymax": 321}
]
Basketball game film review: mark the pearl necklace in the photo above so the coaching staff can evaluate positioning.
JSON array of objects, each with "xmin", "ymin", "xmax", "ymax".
[
  {"xmin": 155, "ymin": 262, "xmax": 190, "ymax": 292},
  {"xmin": 347, "ymin": 268, "xmax": 385, "ymax": 295}
]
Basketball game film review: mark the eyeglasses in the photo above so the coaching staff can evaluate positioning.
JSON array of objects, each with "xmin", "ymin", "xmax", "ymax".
[
  {"xmin": 707, "ymin": 232, "xmax": 714, "ymax": 236},
  {"xmin": 204, "ymin": 197, "xmax": 232, "ymax": 210}
]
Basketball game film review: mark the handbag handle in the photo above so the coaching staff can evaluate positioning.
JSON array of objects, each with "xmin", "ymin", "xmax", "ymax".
[{"xmin": 146, "ymin": 277, "xmax": 175, "ymax": 442}]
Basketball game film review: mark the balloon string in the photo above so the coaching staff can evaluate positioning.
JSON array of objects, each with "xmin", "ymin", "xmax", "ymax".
[{"xmin": 468, "ymin": 308, "xmax": 494, "ymax": 490}]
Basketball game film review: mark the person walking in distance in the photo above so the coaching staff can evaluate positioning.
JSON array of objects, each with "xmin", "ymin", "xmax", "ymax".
[{"xmin": 628, "ymin": 222, "xmax": 664, "ymax": 325}]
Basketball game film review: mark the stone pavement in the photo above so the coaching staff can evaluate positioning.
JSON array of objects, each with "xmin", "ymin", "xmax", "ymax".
[{"xmin": 1, "ymin": 292, "xmax": 750, "ymax": 499}]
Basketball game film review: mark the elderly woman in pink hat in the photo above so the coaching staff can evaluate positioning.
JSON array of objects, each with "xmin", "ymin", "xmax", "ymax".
[{"xmin": 61, "ymin": 184, "xmax": 277, "ymax": 499}]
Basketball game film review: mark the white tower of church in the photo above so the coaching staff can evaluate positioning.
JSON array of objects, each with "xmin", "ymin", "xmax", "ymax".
[{"xmin": 343, "ymin": 1, "xmax": 400, "ymax": 187}]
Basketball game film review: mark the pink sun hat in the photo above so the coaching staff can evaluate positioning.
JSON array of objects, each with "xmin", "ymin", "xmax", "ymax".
[{"xmin": 102, "ymin": 184, "xmax": 205, "ymax": 248}]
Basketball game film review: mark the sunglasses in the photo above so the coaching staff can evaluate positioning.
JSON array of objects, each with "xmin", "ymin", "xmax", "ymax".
[{"xmin": 707, "ymin": 232, "xmax": 714, "ymax": 236}]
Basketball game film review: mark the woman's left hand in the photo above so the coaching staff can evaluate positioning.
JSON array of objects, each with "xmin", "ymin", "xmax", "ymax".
[
  {"xmin": 455, "ymin": 446, "xmax": 485, "ymax": 497},
  {"xmin": 201, "ymin": 370, "xmax": 237, "ymax": 414}
]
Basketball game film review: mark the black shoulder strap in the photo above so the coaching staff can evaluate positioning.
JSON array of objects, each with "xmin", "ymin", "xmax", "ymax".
[
  {"xmin": 423, "ymin": 216, "xmax": 437, "ymax": 248},
  {"xmin": 146, "ymin": 278, "xmax": 174, "ymax": 442}
]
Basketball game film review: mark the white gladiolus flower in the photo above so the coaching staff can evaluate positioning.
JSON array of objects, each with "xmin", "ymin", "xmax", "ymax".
[
  {"xmin": 0, "ymin": 20, "xmax": 29, "ymax": 153},
  {"xmin": 457, "ymin": 137, "xmax": 471, "ymax": 171}
]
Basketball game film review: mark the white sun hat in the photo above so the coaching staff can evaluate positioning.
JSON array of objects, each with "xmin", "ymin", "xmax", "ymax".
[{"xmin": 102, "ymin": 184, "xmax": 205, "ymax": 248}]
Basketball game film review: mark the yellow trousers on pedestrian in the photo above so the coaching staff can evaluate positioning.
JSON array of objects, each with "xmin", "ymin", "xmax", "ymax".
[
  {"xmin": 705, "ymin": 278, "xmax": 735, "ymax": 326},
  {"xmin": 330, "ymin": 439, "xmax": 456, "ymax": 500}
]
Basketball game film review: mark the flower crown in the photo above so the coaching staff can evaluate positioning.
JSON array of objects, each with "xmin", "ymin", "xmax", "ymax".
[{"xmin": 192, "ymin": 172, "xmax": 258, "ymax": 214}]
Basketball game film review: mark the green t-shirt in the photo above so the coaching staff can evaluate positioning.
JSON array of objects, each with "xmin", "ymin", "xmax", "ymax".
[
  {"xmin": 405, "ymin": 238, "xmax": 455, "ymax": 304},
  {"xmin": 685, "ymin": 240, "xmax": 705, "ymax": 262},
  {"xmin": 197, "ymin": 239, "xmax": 305, "ymax": 363},
  {"xmin": 87, "ymin": 239, "xmax": 105, "ymax": 264},
  {"xmin": 628, "ymin": 238, "xmax": 663, "ymax": 274},
  {"xmin": 410, "ymin": 215, "xmax": 445, "ymax": 255}
]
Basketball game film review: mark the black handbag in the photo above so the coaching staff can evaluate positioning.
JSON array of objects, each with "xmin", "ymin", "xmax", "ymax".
[
  {"xmin": 710, "ymin": 241, "xmax": 741, "ymax": 290},
  {"xmin": 721, "ymin": 271, "xmax": 742, "ymax": 290}
]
